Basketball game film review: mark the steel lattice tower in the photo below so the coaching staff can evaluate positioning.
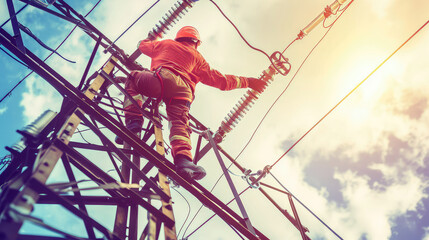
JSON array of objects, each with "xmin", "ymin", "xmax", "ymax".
[{"xmin": 0, "ymin": 1, "xmax": 313, "ymax": 239}]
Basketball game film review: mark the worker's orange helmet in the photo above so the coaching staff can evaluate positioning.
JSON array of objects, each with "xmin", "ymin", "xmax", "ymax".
[{"xmin": 175, "ymin": 26, "xmax": 201, "ymax": 45}]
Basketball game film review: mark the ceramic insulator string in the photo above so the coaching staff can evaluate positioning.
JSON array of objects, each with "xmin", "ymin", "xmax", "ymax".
[
  {"xmin": 148, "ymin": 0, "xmax": 195, "ymax": 40},
  {"xmin": 217, "ymin": 65, "xmax": 277, "ymax": 138}
]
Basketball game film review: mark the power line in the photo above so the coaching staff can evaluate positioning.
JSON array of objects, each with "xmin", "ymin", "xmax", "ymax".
[
  {"xmin": 171, "ymin": 186, "xmax": 192, "ymax": 238},
  {"xmin": 183, "ymin": 187, "xmax": 251, "ymax": 239},
  {"xmin": 0, "ymin": 46, "xmax": 29, "ymax": 68},
  {"xmin": 0, "ymin": 0, "xmax": 102, "ymax": 105},
  {"xmin": 104, "ymin": 0, "xmax": 161, "ymax": 52},
  {"xmin": 76, "ymin": 127, "xmax": 92, "ymax": 144},
  {"xmin": 185, "ymin": 3, "xmax": 352, "ymax": 237},
  {"xmin": 18, "ymin": 23, "xmax": 76, "ymax": 63},
  {"xmin": 209, "ymin": 0, "xmax": 272, "ymax": 61},
  {"xmin": 183, "ymin": 2, "xmax": 352, "ymax": 234},
  {"xmin": 270, "ymin": 19, "xmax": 429, "ymax": 169},
  {"xmin": 0, "ymin": 3, "xmax": 28, "ymax": 28},
  {"xmin": 269, "ymin": 172, "xmax": 343, "ymax": 240},
  {"xmin": 235, "ymin": 1, "xmax": 354, "ymax": 165}
]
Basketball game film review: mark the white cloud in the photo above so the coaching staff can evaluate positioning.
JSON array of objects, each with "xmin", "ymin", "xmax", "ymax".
[
  {"xmin": 423, "ymin": 227, "xmax": 429, "ymax": 240},
  {"xmin": 20, "ymin": 76, "xmax": 61, "ymax": 123},
  {"xmin": 0, "ymin": 107, "xmax": 6, "ymax": 115},
  {"xmin": 337, "ymin": 170, "xmax": 427, "ymax": 239}
]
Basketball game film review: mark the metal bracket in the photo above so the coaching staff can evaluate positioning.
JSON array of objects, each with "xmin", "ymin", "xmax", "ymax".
[
  {"xmin": 6, "ymin": 0, "xmax": 26, "ymax": 54},
  {"xmin": 205, "ymin": 130, "xmax": 257, "ymax": 236}
]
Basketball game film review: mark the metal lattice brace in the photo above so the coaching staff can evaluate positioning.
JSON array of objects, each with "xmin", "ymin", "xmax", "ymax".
[
  {"xmin": 0, "ymin": 57, "xmax": 117, "ymax": 240},
  {"xmin": 125, "ymin": 107, "xmax": 178, "ymax": 240},
  {"xmin": 113, "ymin": 139, "xmax": 134, "ymax": 239},
  {"xmin": 1, "ymin": 19, "xmax": 268, "ymax": 240},
  {"xmin": 154, "ymin": 108, "xmax": 177, "ymax": 240}
]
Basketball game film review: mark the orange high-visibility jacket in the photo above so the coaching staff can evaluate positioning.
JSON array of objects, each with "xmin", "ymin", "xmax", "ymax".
[{"xmin": 139, "ymin": 39, "xmax": 249, "ymax": 94}]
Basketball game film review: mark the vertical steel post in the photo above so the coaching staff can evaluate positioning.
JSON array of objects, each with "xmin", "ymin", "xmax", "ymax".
[
  {"xmin": 6, "ymin": 0, "xmax": 26, "ymax": 53},
  {"xmin": 129, "ymin": 133, "xmax": 142, "ymax": 240},
  {"xmin": 154, "ymin": 106, "xmax": 177, "ymax": 240},
  {"xmin": 205, "ymin": 131, "xmax": 256, "ymax": 236}
]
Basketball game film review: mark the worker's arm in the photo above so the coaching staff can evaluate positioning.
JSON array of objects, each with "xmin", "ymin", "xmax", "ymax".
[
  {"xmin": 196, "ymin": 61, "xmax": 250, "ymax": 91},
  {"xmin": 126, "ymin": 35, "xmax": 158, "ymax": 69},
  {"xmin": 197, "ymin": 61, "xmax": 266, "ymax": 93},
  {"xmin": 138, "ymin": 38, "xmax": 156, "ymax": 57}
]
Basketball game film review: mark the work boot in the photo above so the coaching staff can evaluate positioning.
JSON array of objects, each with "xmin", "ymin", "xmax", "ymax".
[
  {"xmin": 125, "ymin": 117, "xmax": 143, "ymax": 132},
  {"xmin": 115, "ymin": 117, "xmax": 143, "ymax": 145},
  {"xmin": 175, "ymin": 157, "xmax": 206, "ymax": 181}
]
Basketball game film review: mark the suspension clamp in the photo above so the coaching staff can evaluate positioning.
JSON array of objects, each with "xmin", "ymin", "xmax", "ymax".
[
  {"xmin": 297, "ymin": 30, "xmax": 305, "ymax": 40},
  {"xmin": 324, "ymin": 5, "xmax": 333, "ymax": 18},
  {"xmin": 242, "ymin": 165, "xmax": 270, "ymax": 189},
  {"xmin": 245, "ymin": 165, "xmax": 271, "ymax": 188},
  {"xmin": 269, "ymin": 51, "xmax": 291, "ymax": 76}
]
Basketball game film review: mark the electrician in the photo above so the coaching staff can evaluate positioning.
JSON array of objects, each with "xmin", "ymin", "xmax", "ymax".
[{"xmin": 117, "ymin": 26, "xmax": 267, "ymax": 180}]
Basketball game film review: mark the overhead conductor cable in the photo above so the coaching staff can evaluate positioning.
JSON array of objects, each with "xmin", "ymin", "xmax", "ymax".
[{"xmin": 215, "ymin": 0, "xmax": 350, "ymax": 143}]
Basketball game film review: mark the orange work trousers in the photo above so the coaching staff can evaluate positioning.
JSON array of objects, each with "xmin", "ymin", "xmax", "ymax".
[{"xmin": 124, "ymin": 68, "xmax": 194, "ymax": 162}]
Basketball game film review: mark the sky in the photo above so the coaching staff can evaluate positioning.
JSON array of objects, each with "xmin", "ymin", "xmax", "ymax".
[{"xmin": 0, "ymin": 0, "xmax": 428, "ymax": 240}]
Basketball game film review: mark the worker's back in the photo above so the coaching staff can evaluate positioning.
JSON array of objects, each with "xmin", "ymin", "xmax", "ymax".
[{"xmin": 139, "ymin": 39, "xmax": 203, "ymax": 91}]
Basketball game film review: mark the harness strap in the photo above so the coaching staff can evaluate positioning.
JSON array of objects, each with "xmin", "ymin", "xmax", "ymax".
[
  {"xmin": 154, "ymin": 68, "xmax": 165, "ymax": 102},
  {"xmin": 169, "ymin": 98, "xmax": 191, "ymax": 108},
  {"xmin": 156, "ymin": 67, "xmax": 192, "ymax": 107}
]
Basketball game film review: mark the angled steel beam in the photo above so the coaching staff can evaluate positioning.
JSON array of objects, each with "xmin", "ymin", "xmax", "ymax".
[
  {"xmin": 73, "ymin": 110, "xmax": 169, "ymax": 201},
  {"xmin": 78, "ymin": 36, "xmax": 102, "ymax": 90},
  {"xmin": 6, "ymin": 0, "xmax": 25, "ymax": 53},
  {"xmin": 54, "ymin": 139, "xmax": 174, "ymax": 228},
  {"xmin": 29, "ymin": 178, "xmax": 121, "ymax": 240},
  {"xmin": 38, "ymin": 195, "xmax": 161, "ymax": 205},
  {"xmin": 206, "ymin": 131, "xmax": 256, "ymax": 236},
  {"xmin": 18, "ymin": 0, "xmax": 92, "ymax": 32},
  {"xmin": 0, "ymin": 28, "xmax": 267, "ymax": 240},
  {"xmin": 61, "ymin": 155, "xmax": 96, "ymax": 239}
]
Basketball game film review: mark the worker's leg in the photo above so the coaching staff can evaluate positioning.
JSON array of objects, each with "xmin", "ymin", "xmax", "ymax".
[
  {"xmin": 166, "ymin": 101, "xmax": 206, "ymax": 180},
  {"xmin": 160, "ymin": 68, "xmax": 206, "ymax": 180},
  {"xmin": 123, "ymin": 70, "xmax": 162, "ymax": 131},
  {"xmin": 166, "ymin": 102, "xmax": 192, "ymax": 160}
]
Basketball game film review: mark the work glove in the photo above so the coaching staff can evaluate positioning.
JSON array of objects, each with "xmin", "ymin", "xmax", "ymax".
[{"xmin": 247, "ymin": 77, "xmax": 267, "ymax": 93}]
